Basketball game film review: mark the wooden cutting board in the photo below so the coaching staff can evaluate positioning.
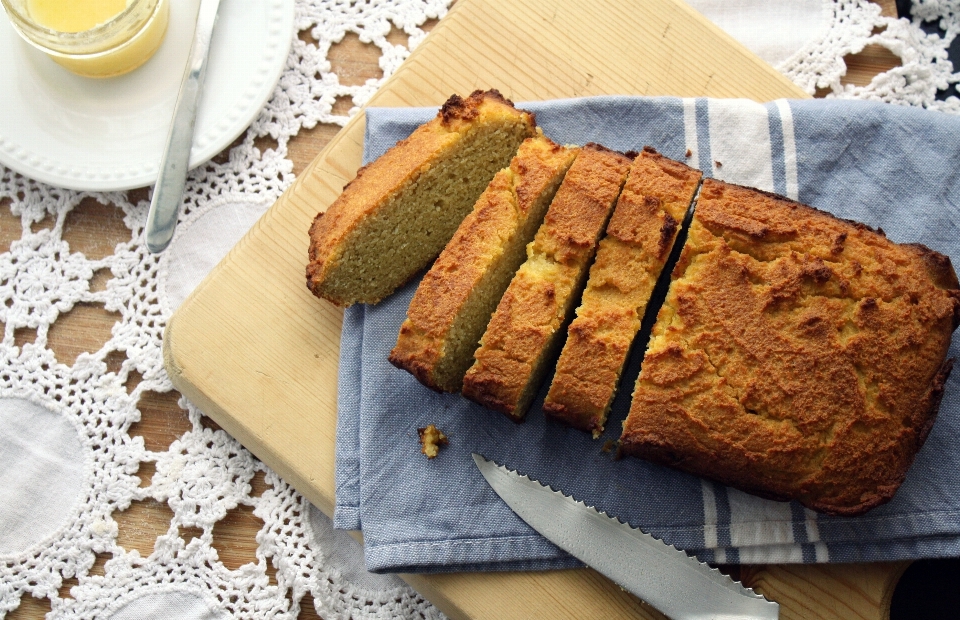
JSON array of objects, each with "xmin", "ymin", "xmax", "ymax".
[{"xmin": 163, "ymin": 0, "xmax": 905, "ymax": 618}]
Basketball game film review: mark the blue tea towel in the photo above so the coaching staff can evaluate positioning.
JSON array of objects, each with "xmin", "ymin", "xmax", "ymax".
[{"xmin": 334, "ymin": 96, "xmax": 960, "ymax": 573}]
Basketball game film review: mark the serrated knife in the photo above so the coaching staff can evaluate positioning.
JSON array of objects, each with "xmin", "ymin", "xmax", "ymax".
[{"xmin": 472, "ymin": 454, "xmax": 779, "ymax": 620}]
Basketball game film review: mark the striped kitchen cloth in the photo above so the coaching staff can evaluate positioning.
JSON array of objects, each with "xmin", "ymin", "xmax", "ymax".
[{"xmin": 333, "ymin": 96, "xmax": 960, "ymax": 573}]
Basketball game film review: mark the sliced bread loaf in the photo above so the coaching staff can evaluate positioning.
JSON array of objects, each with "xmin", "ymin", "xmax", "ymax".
[
  {"xmin": 462, "ymin": 144, "xmax": 633, "ymax": 419},
  {"xmin": 543, "ymin": 147, "xmax": 702, "ymax": 436},
  {"xmin": 389, "ymin": 135, "xmax": 579, "ymax": 392}
]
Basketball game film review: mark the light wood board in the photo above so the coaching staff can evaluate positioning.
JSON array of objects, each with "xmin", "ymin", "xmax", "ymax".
[{"xmin": 163, "ymin": 0, "xmax": 903, "ymax": 618}]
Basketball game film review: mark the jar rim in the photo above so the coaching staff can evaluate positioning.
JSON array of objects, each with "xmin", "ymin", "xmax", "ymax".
[
  {"xmin": 1, "ymin": 0, "xmax": 160, "ymax": 55},
  {"xmin": 2, "ymin": 0, "xmax": 139, "ymax": 35}
]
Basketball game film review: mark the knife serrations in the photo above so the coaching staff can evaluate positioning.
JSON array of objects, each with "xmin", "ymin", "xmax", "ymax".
[{"xmin": 472, "ymin": 453, "xmax": 779, "ymax": 620}]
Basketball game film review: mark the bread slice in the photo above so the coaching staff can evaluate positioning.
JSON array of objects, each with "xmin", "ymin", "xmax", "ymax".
[
  {"xmin": 306, "ymin": 90, "xmax": 536, "ymax": 307},
  {"xmin": 462, "ymin": 144, "xmax": 633, "ymax": 419},
  {"xmin": 543, "ymin": 147, "xmax": 702, "ymax": 436},
  {"xmin": 389, "ymin": 136, "xmax": 579, "ymax": 392},
  {"xmin": 621, "ymin": 179, "xmax": 960, "ymax": 516}
]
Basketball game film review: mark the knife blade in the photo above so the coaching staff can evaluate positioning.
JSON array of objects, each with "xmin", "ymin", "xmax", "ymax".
[{"xmin": 472, "ymin": 453, "xmax": 779, "ymax": 620}]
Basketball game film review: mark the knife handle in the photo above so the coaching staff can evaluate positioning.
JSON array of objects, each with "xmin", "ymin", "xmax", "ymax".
[{"xmin": 145, "ymin": 0, "xmax": 222, "ymax": 254}]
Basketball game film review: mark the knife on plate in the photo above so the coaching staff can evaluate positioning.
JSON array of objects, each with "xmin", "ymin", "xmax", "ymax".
[
  {"xmin": 472, "ymin": 453, "xmax": 779, "ymax": 620},
  {"xmin": 144, "ymin": 0, "xmax": 222, "ymax": 253}
]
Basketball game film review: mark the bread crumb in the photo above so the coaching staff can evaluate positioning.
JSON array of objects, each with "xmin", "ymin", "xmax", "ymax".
[
  {"xmin": 418, "ymin": 424, "xmax": 449, "ymax": 459},
  {"xmin": 601, "ymin": 440, "xmax": 618, "ymax": 453},
  {"xmin": 685, "ymin": 148, "xmax": 692, "ymax": 158},
  {"xmin": 714, "ymin": 160, "xmax": 723, "ymax": 168}
]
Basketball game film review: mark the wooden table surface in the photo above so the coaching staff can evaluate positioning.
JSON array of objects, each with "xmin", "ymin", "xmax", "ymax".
[{"xmin": 0, "ymin": 1, "xmax": 920, "ymax": 618}]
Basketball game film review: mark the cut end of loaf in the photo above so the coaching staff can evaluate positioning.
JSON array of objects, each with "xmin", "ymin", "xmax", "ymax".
[{"xmin": 305, "ymin": 90, "xmax": 536, "ymax": 307}]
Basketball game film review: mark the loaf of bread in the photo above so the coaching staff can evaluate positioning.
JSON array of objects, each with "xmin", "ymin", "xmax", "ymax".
[
  {"xmin": 389, "ymin": 135, "xmax": 579, "ymax": 392},
  {"xmin": 621, "ymin": 178, "xmax": 960, "ymax": 516},
  {"xmin": 462, "ymin": 144, "xmax": 633, "ymax": 420},
  {"xmin": 306, "ymin": 90, "xmax": 536, "ymax": 307},
  {"xmin": 543, "ymin": 147, "xmax": 702, "ymax": 436}
]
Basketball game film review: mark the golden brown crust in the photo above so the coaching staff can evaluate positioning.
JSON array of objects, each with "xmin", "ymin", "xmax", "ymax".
[
  {"xmin": 305, "ymin": 90, "xmax": 536, "ymax": 306},
  {"xmin": 389, "ymin": 136, "xmax": 579, "ymax": 392},
  {"xmin": 902, "ymin": 243, "xmax": 960, "ymax": 321},
  {"xmin": 918, "ymin": 358, "xmax": 953, "ymax": 448},
  {"xmin": 544, "ymin": 148, "xmax": 702, "ymax": 435},
  {"xmin": 462, "ymin": 145, "xmax": 633, "ymax": 419},
  {"xmin": 305, "ymin": 212, "xmax": 326, "ymax": 276},
  {"xmin": 439, "ymin": 89, "xmax": 528, "ymax": 126},
  {"xmin": 621, "ymin": 178, "xmax": 960, "ymax": 516},
  {"xmin": 461, "ymin": 274, "xmax": 565, "ymax": 415}
]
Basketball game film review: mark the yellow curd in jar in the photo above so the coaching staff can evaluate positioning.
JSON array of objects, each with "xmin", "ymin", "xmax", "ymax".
[
  {"xmin": 11, "ymin": 0, "xmax": 169, "ymax": 77},
  {"xmin": 27, "ymin": 0, "xmax": 128, "ymax": 32}
]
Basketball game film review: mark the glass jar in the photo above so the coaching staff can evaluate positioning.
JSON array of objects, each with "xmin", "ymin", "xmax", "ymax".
[{"xmin": 1, "ymin": 0, "xmax": 169, "ymax": 78}]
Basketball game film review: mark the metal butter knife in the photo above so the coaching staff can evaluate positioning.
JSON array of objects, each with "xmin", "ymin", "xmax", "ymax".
[
  {"xmin": 472, "ymin": 454, "xmax": 779, "ymax": 620},
  {"xmin": 145, "ymin": 0, "xmax": 223, "ymax": 253}
]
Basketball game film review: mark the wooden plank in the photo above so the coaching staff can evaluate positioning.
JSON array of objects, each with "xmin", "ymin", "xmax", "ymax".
[
  {"xmin": 742, "ymin": 562, "xmax": 910, "ymax": 620},
  {"xmin": 162, "ymin": 0, "xmax": 902, "ymax": 618}
]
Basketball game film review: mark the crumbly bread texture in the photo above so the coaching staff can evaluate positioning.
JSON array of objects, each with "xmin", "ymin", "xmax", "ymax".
[
  {"xmin": 462, "ymin": 144, "xmax": 633, "ymax": 420},
  {"xmin": 418, "ymin": 424, "xmax": 448, "ymax": 459},
  {"xmin": 389, "ymin": 136, "xmax": 579, "ymax": 392},
  {"xmin": 306, "ymin": 90, "xmax": 536, "ymax": 306},
  {"xmin": 544, "ymin": 147, "xmax": 702, "ymax": 436},
  {"xmin": 621, "ymin": 179, "xmax": 960, "ymax": 516}
]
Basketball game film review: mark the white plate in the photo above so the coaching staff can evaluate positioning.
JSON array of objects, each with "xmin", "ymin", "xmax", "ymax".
[{"xmin": 0, "ymin": 0, "xmax": 295, "ymax": 191}]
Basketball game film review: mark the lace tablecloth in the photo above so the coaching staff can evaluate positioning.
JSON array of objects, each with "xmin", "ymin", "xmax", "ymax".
[{"xmin": 1, "ymin": 1, "xmax": 958, "ymax": 618}]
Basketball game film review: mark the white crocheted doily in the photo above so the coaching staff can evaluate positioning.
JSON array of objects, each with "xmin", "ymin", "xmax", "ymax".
[
  {"xmin": 0, "ymin": 1, "xmax": 957, "ymax": 618},
  {"xmin": 779, "ymin": 0, "xmax": 960, "ymax": 112}
]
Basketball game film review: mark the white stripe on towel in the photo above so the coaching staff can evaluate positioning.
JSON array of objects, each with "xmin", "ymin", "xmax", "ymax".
[
  {"xmin": 775, "ymin": 99, "xmax": 800, "ymax": 200},
  {"xmin": 708, "ymin": 99, "xmax": 775, "ymax": 191},
  {"xmin": 814, "ymin": 542, "xmax": 830, "ymax": 562},
  {"xmin": 702, "ymin": 478, "xmax": 719, "ymax": 549},
  {"xmin": 804, "ymin": 508, "xmax": 829, "ymax": 561},
  {"xmin": 728, "ymin": 488, "xmax": 796, "ymax": 548},
  {"xmin": 683, "ymin": 98, "xmax": 699, "ymax": 170}
]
